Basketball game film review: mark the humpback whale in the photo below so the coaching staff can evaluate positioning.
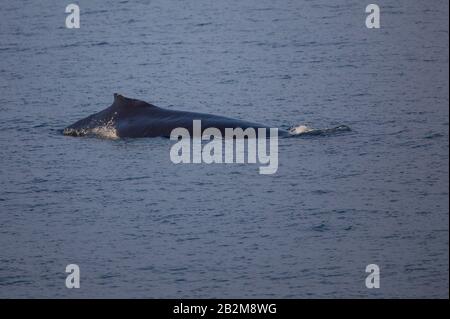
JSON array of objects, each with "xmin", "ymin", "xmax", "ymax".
[{"xmin": 63, "ymin": 94, "xmax": 350, "ymax": 139}]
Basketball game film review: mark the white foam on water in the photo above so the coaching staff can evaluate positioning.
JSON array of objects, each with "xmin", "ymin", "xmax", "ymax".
[
  {"xmin": 90, "ymin": 126, "xmax": 119, "ymax": 140},
  {"xmin": 289, "ymin": 125, "xmax": 314, "ymax": 135},
  {"xmin": 63, "ymin": 118, "xmax": 118, "ymax": 139}
]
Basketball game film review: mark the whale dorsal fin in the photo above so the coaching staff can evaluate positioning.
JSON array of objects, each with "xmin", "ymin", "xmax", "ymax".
[
  {"xmin": 113, "ymin": 93, "xmax": 156, "ymax": 108},
  {"xmin": 114, "ymin": 93, "xmax": 130, "ymax": 103}
]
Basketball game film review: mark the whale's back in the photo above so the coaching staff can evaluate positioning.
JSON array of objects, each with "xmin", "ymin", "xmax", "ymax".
[{"xmin": 64, "ymin": 94, "xmax": 280, "ymax": 138}]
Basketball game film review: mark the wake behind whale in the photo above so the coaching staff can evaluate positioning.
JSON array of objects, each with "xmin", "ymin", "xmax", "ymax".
[{"xmin": 63, "ymin": 94, "xmax": 351, "ymax": 139}]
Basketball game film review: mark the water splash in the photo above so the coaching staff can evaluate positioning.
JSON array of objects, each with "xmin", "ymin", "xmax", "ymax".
[
  {"xmin": 63, "ymin": 117, "xmax": 118, "ymax": 139},
  {"xmin": 288, "ymin": 124, "xmax": 351, "ymax": 136}
]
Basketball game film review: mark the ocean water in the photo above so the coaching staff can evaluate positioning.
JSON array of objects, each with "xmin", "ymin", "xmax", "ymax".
[{"xmin": 0, "ymin": 0, "xmax": 448, "ymax": 298}]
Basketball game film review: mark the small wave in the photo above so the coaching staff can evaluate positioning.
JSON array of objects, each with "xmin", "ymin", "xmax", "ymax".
[
  {"xmin": 312, "ymin": 223, "xmax": 329, "ymax": 232},
  {"xmin": 90, "ymin": 41, "xmax": 109, "ymax": 47},
  {"xmin": 424, "ymin": 132, "xmax": 444, "ymax": 139},
  {"xmin": 195, "ymin": 22, "xmax": 212, "ymax": 27}
]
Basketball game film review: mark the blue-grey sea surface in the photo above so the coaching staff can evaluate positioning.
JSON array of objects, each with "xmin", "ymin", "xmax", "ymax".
[{"xmin": 0, "ymin": 0, "xmax": 448, "ymax": 298}]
